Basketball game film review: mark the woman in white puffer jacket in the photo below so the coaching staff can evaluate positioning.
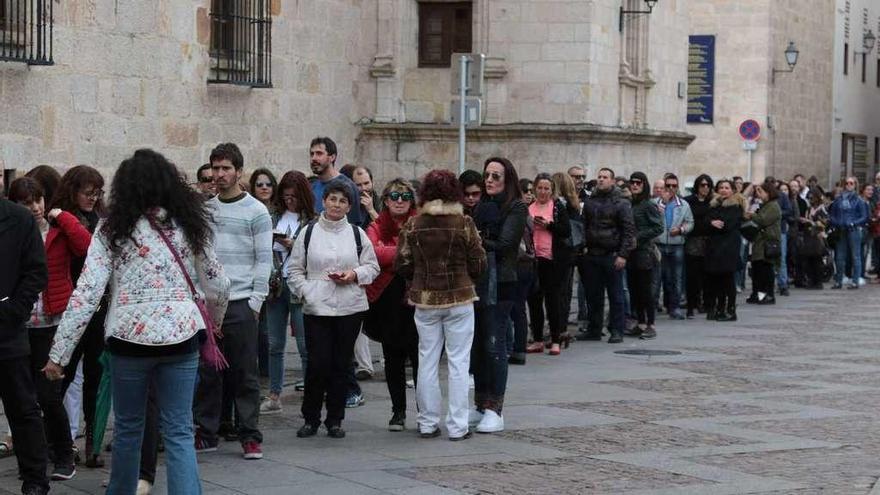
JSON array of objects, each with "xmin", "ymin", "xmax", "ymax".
[{"xmin": 288, "ymin": 182, "xmax": 379, "ymax": 439}]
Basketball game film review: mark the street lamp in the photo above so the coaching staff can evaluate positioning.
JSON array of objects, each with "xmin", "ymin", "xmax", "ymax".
[
  {"xmin": 772, "ymin": 41, "xmax": 800, "ymax": 84},
  {"xmin": 619, "ymin": 0, "xmax": 658, "ymax": 32}
]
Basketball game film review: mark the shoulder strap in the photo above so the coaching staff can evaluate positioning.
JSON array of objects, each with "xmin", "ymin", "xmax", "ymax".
[
  {"xmin": 147, "ymin": 216, "xmax": 199, "ymax": 299},
  {"xmin": 303, "ymin": 221, "xmax": 317, "ymax": 273},
  {"xmin": 352, "ymin": 224, "xmax": 363, "ymax": 257}
]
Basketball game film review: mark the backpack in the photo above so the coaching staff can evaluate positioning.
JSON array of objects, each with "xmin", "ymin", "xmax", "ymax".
[{"xmin": 302, "ymin": 221, "xmax": 363, "ymax": 275}]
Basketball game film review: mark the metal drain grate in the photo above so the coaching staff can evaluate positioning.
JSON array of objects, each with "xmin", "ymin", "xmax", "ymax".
[{"xmin": 614, "ymin": 349, "xmax": 682, "ymax": 356}]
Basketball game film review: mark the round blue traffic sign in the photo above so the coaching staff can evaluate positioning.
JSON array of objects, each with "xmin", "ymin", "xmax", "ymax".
[{"xmin": 739, "ymin": 119, "xmax": 761, "ymax": 141}]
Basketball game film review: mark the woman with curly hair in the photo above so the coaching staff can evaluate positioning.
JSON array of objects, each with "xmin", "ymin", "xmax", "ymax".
[
  {"xmin": 43, "ymin": 149, "xmax": 230, "ymax": 494},
  {"xmin": 49, "ymin": 164, "xmax": 108, "ymax": 467},
  {"xmin": 260, "ymin": 171, "xmax": 316, "ymax": 414},
  {"xmin": 365, "ymin": 178, "xmax": 419, "ymax": 431},
  {"xmin": 395, "ymin": 170, "xmax": 486, "ymax": 440}
]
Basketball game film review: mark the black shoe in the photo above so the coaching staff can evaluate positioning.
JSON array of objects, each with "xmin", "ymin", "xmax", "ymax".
[
  {"xmin": 623, "ymin": 326, "xmax": 642, "ymax": 337},
  {"xmin": 831, "ymin": 283, "xmax": 842, "ymax": 289},
  {"xmin": 576, "ymin": 333, "xmax": 602, "ymax": 341},
  {"xmin": 716, "ymin": 312, "xmax": 737, "ymax": 322},
  {"xmin": 449, "ymin": 431, "xmax": 472, "ymax": 441},
  {"xmin": 22, "ymin": 486, "xmax": 48, "ymax": 495},
  {"xmin": 51, "ymin": 463, "xmax": 76, "ymax": 481},
  {"xmin": 507, "ymin": 354, "xmax": 526, "ymax": 365},
  {"xmin": 807, "ymin": 284, "xmax": 823, "ymax": 290},
  {"xmin": 607, "ymin": 334, "xmax": 623, "ymax": 344},
  {"xmin": 686, "ymin": 310, "xmax": 694, "ymax": 319},
  {"xmin": 296, "ymin": 424, "xmax": 319, "ymax": 438},
  {"xmin": 757, "ymin": 296, "xmax": 776, "ymax": 305},
  {"xmin": 419, "ymin": 428, "xmax": 441, "ymax": 439},
  {"xmin": 779, "ymin": 288, "xmax": 790, "ymax": 296},
  {"xmin": 388, "ymin": 412, "xmax": 406, "ymax": 432},
  {"xmin": 713, "ymin": 311, "xmax": 727, "ymax": 321},
  {"xmin": 327, "ymin": 425, "xmax": 346, "ymax": 439},
  {"xmin": 640, "ymin": 327, "xmax": 657, "ymax": 339},
  {"xmin": 355, "ymin": 369, "xmax": 373, "ymax": 381},
  {"xmin": 746, "ymin": 295, "xmax": 759, "ymax": 304},
  {"xmin": 218, "ymin": 422, "xmax": 238, "ymax": 442},
  {"xmin": 706, "ymin": 310, "xmax": 716, "ymax": 321}
]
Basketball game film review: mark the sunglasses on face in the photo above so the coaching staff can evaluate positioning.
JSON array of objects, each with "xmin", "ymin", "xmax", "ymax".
[
  {"xmin": 665, "ymin": 183, "xmax": 679, "ymax": 188},
  {"xmin": 484, "ymin": 171, "xmax": 503, "ymax": 182},
  {"xmin": 524, "ymin": 188, "xmax": 534, "ymax": 194},
  {"xmin": 570, "ymin": 174, "xmax": 585, "ymax": 180},
  {"xmin": 81, "ymin": 189, "xmax": 104, "ymax": 199},
  {"xmin": 198, "ymin": 177, "xmax": 213, "ymax": 183},
  {"xmin": 846, "ymin": 181, "xmax": 856, "ymax": 185},
  {"xmin": 255, "ymin": 182, "xmax": 273, "ymax": 188},
  {"xmin": 387, "ymin": 191, "xmax": 414, "ymax": 202},
  {"xmin": 629, "ymin": 179, "xmax": 642, "ymax": 186},
  {"xmin": 464, "ymin": 191, "xmax": 482, "ymax": 198},
  {"xmin": 698, "ymin": 183, "xmax": 710, "ymax": 188}
]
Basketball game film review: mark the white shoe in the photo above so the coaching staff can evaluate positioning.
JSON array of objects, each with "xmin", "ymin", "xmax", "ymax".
[
  {"xmin": 475, "ymin": 409, "xmax": 504, "ymax": 433},
  {"xmin": 136, "ymin": 479, "xmax": 153, "ymax": 495},
  {"xmin": 259, "ymin": 397, "xmax": 282, "ymax": 415},
  {"xmin": 468, "ymin": 408, "xmax": 484, "ymax": 426},
  {"xmin": 469, "ymin": 376, "xmax": 475, "ymax": 389},
  {"xmin": 858, "ymin": 277, "xmax": 867, "ymax": 286}
]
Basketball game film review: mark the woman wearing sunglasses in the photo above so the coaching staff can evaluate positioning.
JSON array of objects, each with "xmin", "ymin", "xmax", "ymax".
[
  {"xmin": 365, "ymin": 179, "xmax": 419, "ymax": 431},
  {"xmin": 470, "ymin": 157, "xmax": 527, "ymax": 434},
  {"xmin": 248, "ymin": 168, "xmax": 278, "ymax": 378}
]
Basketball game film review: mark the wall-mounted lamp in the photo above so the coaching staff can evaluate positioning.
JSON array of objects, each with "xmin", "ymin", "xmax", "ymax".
[
  {"xmin": 771, "ymin": 41, "xmax": 800, "ymax": 84},
  {"xmin": 619, "ymin": 0, "xmax": 658, "ymax": 32}
]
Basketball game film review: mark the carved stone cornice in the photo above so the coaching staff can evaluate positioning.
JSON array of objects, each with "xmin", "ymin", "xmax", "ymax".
[
  {"xmin": 358, "ymin": 123, "xmax": 695, "ymax": 147},
  {"xmin": 370, "ymin": 55, "xmax": 396, "ymax": 79}
]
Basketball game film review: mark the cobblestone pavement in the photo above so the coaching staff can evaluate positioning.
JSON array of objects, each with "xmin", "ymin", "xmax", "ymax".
[{"xmin": 3, "ymin": 285, "xmax": 880, "ymax": 494}]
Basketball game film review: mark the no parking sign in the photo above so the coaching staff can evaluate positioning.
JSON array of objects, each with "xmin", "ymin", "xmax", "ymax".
[{"xmin": 739, "ymin": 119, "xmax": 761, "ymax": 142}]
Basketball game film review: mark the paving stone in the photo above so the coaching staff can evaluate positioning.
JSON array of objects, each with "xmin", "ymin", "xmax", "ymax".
[
  {"xmin": 596, "ymin": 376, "xmax": 811, "ymax": 397},
  {"xmin": 555, "ymin": 398, "xmax": 784, "ymax": 421},
  {"xmin": 656, "ymin": 359, "xmax": 829, "ymax": 376}
]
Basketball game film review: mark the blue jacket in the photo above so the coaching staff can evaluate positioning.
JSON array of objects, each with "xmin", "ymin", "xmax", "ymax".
[
  {"xmin": 829, "ymin": 191, "xmax": 869, "ymax": 229},
  {"xmin": 777, "ymin": 193, "xmax": 792, "ymax": 234}
]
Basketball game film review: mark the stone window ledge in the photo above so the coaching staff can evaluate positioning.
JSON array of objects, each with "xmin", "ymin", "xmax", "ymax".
[{"xmin": 359, "ymin": 122, "xmax": 695, "ymax": 147}]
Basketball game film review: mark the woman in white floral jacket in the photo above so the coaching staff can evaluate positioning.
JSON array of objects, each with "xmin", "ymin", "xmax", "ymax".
[{"xmin": 44, "ymin": 149, "xmax": 230, "ymax": 495}]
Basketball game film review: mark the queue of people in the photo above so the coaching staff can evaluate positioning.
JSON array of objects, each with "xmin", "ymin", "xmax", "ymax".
[{"xmin": 2, "ymin": 137, "xmax": 880, "ymax": 495}]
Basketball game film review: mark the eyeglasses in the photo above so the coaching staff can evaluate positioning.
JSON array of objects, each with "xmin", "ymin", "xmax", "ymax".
[
  {"xmin": 846, "ymin": 181, "xmax": 856, "ymax": 185},
  {"xmin": 569, "ymin": 174, "xmax": 585, "ymax": 180},
  {"xmin": 387, "ymin": 191, "xmax": 414, "ymax": 202},
  {"xmin": 464, "ymin": 191, "xmax": 482, "ymax": 199},
  {"xmin": 484, "ymin": 171, "xmax": 503, "ymax": 182},
  {"xmin": 629, "ymin": 179, "xmax": 643, "ymax": 186},
  {"xmin": 665, "ymin": 183, "xmax": 679, "ymax": 188},
  {"xmin": 523, "ymin": 188, "xmax": 534, "ymax": 194},
  {"xmin": 80, "ymin": 189, "xmax": 104, "ymax": 199},
  {"xmin": 198, "ymin": 177, "xmax": 213, "ymax": 184},
  {"xmin": 255, "ymin": 182, "xmax": 273, "ymax": 188}
]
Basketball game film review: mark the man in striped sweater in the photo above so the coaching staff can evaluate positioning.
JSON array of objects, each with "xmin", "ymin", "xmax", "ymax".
[{"xmin": 194, "ymin": 143, "xmax": 272, "ymax": 460}]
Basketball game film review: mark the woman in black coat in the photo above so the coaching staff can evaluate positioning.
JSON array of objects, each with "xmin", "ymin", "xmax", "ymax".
[
  {"xmin": 704, "ymin": 180, "xmax": 746, "ymax": 321},
  {"xmin": 684, "ymin": 174, "xmax": 714, "ymax": 318}
]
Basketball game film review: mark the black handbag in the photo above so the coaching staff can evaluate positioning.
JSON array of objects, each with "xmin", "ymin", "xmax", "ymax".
[
  {"xmin": 764, "ymin": 239, "xmax": 781, "ymax": 259},
  {"xmin": 740, "ymin": 220, "xmax": 759, "ymax": 242}
]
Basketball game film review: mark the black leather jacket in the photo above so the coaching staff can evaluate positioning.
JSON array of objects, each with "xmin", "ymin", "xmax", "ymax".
[
  {"xmin": 581, "ymin": 187, "xmax": 636, "ymax": 259},
  {"xmin": 474, "ymin": 197, "xmax": 528, "ymax": 284}
]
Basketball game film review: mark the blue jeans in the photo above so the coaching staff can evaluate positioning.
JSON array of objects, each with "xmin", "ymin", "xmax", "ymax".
[
  {"xmin": 658, "ymin": 244, "xmax": 684, "ymax": 315},
  {"xmin": 266, "ymin": 283, "xmax": 306, "ymax": 395},
  {"xmin": 835, "ymin": 227, "xmax": 864, "ymax": 284},
  {"xmin": 109, "ymin": 352, "xmax": 200, "ymax": 495},
  {"xmin": 735, "ymin": 239, "xmax": 748, "ymax": 290},
  {"xmin": 776, "ymin": 233, "xmax": 789, "ymax": 289},
  {"xmin": 473, "ymin": 285, "xmax": 513, "ymax": 412},
  {"xmin": 509, "ymin": 265, "xmax": 534, "ymax": 356},
  {"xmin": 579, "ymin": 254, "xmax": 625, "ymax": 337}
]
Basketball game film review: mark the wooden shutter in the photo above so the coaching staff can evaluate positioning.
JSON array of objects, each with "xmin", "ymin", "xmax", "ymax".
[{"xmin": 418, "ymin": 2, "xmax": 472, "ymax": 68}]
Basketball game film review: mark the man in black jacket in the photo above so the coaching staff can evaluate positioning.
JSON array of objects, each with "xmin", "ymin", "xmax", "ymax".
[
  {"xmin": 578, "ymin": 168, "xmax": 636, "ymax": 343},
  {"xmin": 0, "ymin": 198, "xmax": 50, "ymax": 495}
]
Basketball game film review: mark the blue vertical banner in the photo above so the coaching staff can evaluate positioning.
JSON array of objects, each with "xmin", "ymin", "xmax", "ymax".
[{"xmin": 687, "ymin": 35, "xmax": 715, "ymax": 124}]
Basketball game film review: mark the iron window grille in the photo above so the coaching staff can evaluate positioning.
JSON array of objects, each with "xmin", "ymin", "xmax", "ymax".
[
  {"xmin": 209, "ymin": 0, "xmax": 272, "ymax": 88},
  {"xmin": 0, "ymin": 0, "xmax": 53, "ymax": 65}
]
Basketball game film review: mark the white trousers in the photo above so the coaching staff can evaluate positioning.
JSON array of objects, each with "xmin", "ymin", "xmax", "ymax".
[
  {"xmin": 354, "ymin": 330, "xmax": 374, "ymax": 374},
  {"xmin": 414, "ymin": 304, "xmax": 474, "ymax": 437},
  {"xmin": 64, "ymin": 361, "xmax": 84, "ymax": 439}
]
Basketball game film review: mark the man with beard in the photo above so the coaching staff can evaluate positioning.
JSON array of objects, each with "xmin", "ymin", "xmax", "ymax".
[{"xmin": 308, "ymin": 137, "xmax": 364, "ymax": 227}]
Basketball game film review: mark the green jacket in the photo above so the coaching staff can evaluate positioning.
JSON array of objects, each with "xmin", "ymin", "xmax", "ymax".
[
  {"xmin": 630, "ymin": 199, "xmax": 664, "ymax": 268},
  {"xmin": 751, "ymin": 199, "xmax": 781, "ymax": 264}
]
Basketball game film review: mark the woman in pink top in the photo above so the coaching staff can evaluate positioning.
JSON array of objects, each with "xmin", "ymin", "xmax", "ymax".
[{"xmin": 525, "ymin": 173, "xmax": 572, "ymax": 355}]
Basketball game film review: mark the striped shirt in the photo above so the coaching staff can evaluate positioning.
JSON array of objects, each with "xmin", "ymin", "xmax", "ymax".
[{"xmin": 207, "ymin": 192, "xmax": 273, "ymax": 312}]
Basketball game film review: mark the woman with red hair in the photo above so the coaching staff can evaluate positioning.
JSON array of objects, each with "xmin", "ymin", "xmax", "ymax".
[
  {"xmin": 395, "ymin": 170, "xmax": 486, "ymax": 440},
  {"xmin": 365, "ymin": 178, "xmax": 419, "ymax": 432}
]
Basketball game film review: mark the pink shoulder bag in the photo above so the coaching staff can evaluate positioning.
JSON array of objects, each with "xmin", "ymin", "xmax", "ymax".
[{"xmin": 148, "ymin": 217, "xmax": 228, "ymax": 371}]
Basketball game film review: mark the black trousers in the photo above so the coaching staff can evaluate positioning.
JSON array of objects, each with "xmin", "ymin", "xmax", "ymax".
[
  {"xmin": 705, "ymin": 272, "xmax": 736, "ymax": 313},
  {"xmin": 801, "ymin": 255, "xmax": 824, "ymax": 287},
  {"xmin": 685, "ymin": 255, "xmax": 706, "ymax": 312},
  {"xmin": 380, "ymin": 309, "xmax": 418, "ymax": 414},
  {"xmin": 752, "ymin": 260, "xmax": 775, "ymax": 295},
  {"xmin": 528, "ymin": 258, "xmax": 564, "ymax": 344},
  {"xmin": 61, "ymin": 306, "xmax": 106, "ymax": 450},
  {"xmin": 28, "ymin": 327, "xmax": 73, "ymax": 463},
  {"xmin": 194, "ymin": 300, "xmax": 263, "ymax": 444},
  {"xmin": 627, "ymin": 267, "xmax": 656, "ymax": 325},
  {"xmin": 0, "ymin": 356, "xmax": 49, "ymax": 492},
  {"xmin": 302, "ymin": 313, "xmax": 363, "ymax": 428}
]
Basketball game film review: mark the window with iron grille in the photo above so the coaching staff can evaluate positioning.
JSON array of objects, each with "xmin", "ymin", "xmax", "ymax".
[
  {"xmin": 418, "ymin": 2, "xmax": 472, "ymax": 68},
  {"xmin": 0, "ymin": 0, "xmax": 53, "ymax": 65},
  {"xmin": 209, "ymin": 0, "xmax": 272, "ymax": 88}
]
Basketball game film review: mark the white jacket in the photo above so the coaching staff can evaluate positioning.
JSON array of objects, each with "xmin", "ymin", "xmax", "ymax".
[
  {"xmin": 287, "ymin": 213, "xmax": 379, "ymax": 316},
  {"xmin": 50, "ymin": 210, "xmax": 230, "ymax": 366}
]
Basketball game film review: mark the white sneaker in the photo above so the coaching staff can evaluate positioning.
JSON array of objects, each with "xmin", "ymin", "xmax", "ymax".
[
  {"xmin": 259, "ymin": 397, "xmax": 282, "ymax": 415},
  {"xmin": 858, "ymin": 277, "xmax": 867, "ymax": 286},
  {"xmin": 468, "ymin": 408, "xmax": 484, "ymax": 426},
  {"xmin": 136, "ymin": 479, "xmax": 153, "ymax": 495},
  {"xmin": 468, "ymin": 376, "xmax": 475, "ymax": 389},
  {"xmin": 475, "ymin": 409, "xmax": 504, "ymax": 433}
]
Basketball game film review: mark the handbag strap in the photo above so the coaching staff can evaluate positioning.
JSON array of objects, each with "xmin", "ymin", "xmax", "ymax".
[{"xmin": 147, "ymin": 216, "xmax": 199, "ymax": 300}]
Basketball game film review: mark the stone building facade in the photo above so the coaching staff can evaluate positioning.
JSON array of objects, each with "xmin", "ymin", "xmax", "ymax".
[
  {"xmin": 686, "ymin": 0, "xmax": 835, "ymax": 186},
  {"xmin": 0, "ymin": 0, "xmax": 693, "ymax": 187},
  {"xmin": 831, "ymin": 0, "xmax": 880, "ymax": 186}
]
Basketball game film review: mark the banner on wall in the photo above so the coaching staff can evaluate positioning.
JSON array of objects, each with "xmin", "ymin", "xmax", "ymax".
[{"xmin": 687, "ymin": 35, "xmax": 716, "ymax": 124}]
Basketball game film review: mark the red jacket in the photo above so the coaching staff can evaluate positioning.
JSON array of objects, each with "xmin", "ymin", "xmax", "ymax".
[
  {"xmin": 365, "ymin": 209, "xmax": 417, "ymax": 303},
  {"xmin": 44, "ymin": 211, "xmax": 92, "ymax": 315}
]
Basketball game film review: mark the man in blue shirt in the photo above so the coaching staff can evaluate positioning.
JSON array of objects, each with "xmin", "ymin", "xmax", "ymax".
[{"xmin": 308, "ymin": 137, "xmax": 364, "ymax": 227}]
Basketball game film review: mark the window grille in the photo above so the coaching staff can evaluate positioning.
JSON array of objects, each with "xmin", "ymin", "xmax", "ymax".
[
  {"xmin": 209, "ymin": 0, "xmax": 272, "ymax": 88},
  {"xmin": 0, "ymin": 0, "xmax": 53, "ymax": 65}
]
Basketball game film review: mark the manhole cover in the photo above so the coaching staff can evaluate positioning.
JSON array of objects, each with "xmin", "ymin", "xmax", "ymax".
[{"xmin": 614, "ymin": 349, "xmax": 682, "ymax": 356}]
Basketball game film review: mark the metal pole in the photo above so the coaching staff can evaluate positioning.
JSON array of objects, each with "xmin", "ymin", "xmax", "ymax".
[
  {"xmin": 458, "ymin": 55, "xmax": 468, "ymax": 175},
  {"xmin": 747, "ymin": 148, "xmax": 753, "ymax": 183}
]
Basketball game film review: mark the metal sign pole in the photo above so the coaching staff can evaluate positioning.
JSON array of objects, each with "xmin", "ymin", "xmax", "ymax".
[
  {"xmin": 458, "ymin": 55, "xmax": 468, "ymax": 175},
  {"xmin": 747, "ymin": 149, "xmax": 753, "ymax": 183}
]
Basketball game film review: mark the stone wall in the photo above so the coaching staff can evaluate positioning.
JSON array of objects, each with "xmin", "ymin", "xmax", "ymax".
[{"xmin": 0, "ymin": 0, "xmax": 374, "ymax": 181}]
